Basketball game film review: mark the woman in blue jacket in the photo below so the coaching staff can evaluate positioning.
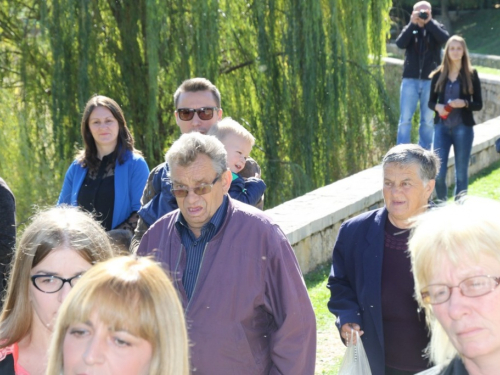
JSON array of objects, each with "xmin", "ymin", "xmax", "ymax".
[{"xmin": 58, "ymin": 95, "xmax": 149, "ymax": 232}]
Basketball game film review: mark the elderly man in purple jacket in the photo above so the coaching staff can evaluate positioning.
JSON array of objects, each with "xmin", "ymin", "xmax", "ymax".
[{"xmin": 137, "ymin": 132, "xmax": 316, "ymax": 374}]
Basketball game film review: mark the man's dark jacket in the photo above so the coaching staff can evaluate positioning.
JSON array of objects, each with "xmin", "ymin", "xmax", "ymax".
[{"xmin": 396, "ymin": 19, "xmax": 449, "ymax": 80}]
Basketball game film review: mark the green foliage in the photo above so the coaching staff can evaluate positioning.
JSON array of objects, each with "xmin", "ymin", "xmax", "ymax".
[
  {"xmin": 0, "ymin": 0, "xmax": 395, "ymax": 225},
  {"xmin": 467, "ymin": 159, "xmax": 500, "ymax": 199}
]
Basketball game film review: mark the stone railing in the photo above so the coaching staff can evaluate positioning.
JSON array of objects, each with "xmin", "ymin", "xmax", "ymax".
[
  {"xmin": 386, "ymin": 43, "xmax": 500, "ymax": 71},
  {"xmin": 383, "ymin": 57, "xmax": 500, "ymax": 125},
  {"xmin": 267, "ymin": 56, "xmax": 500, "ymax": 274},
  {"xmin": 267, "ymin": 117, "xmax": 500, "ymax": 274}
]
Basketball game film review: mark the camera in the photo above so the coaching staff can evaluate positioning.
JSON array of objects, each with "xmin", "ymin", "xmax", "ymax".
[{"xmin": 418, "ymin": 11, "xmax": 429, "ymax": 20}]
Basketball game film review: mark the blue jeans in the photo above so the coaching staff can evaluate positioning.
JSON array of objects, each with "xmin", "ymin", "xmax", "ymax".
[
  {"xmin": 434, "ymin": 122, "xmax": 474, "ymax": 201},
  {"xmin": 396, "ymin": 78, "xmax": 434, "ymax": 150}
]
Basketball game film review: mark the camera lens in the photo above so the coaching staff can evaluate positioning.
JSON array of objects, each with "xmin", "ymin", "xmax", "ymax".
[{"xmin": 419, "ymin": 11, "xmax": 428, "ymax": 20}]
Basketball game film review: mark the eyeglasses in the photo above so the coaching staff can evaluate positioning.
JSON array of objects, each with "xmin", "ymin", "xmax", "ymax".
[
  {"xmin": 171, "ymin": 175, "xmax": 221, "ymax": 198},
  {"xmin": 175, "ymin": 107, "xmax": 219, "ymax": 121},
  {"xmin": 31, "ymin": 274, "xmax": 83, "ymax": 293},
  {"xmin": 421, "ymin": 275, "xmax": 500, "ymax": 305}
]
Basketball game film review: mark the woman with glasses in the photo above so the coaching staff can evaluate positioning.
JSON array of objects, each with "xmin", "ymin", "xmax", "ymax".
[
  {"xmin": 409, "ymin": 197, "xmax": 500, "ymax": 375},
  {"xmin": 46, "ymin": 256, "xmax": 189, "ymax": 375},
  {"xmin": 0, "ymin": 206, "xmax": 114, "ymax": 375},
  {"xmin": 58, "ymin": 95, "xmax": 149, "ymax": 234}
]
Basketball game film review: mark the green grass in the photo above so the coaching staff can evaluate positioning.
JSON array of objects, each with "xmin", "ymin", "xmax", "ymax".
[
  {"xmin": 453, "ymin": 9, "xmax": 500, "ymax": 56},
  {"xmin": 468, "ymin": 159, "xmax": 500, "ymax": 199},
  {"xmin": 305, "ymin": 263, "xmax": 343, "ymax": 375},
  {"xmin": 475, "ymin": 66, "xmax": 500, "ymax": 76},
  {"xmin": 305, "ymin": 263, "xmax": 333, "ymax": 332}
]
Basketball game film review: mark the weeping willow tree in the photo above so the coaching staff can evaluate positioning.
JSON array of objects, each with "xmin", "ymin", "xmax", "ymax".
[{"xmin": 0, "ymin": 0, "xmax": 395, "ymax": 223}]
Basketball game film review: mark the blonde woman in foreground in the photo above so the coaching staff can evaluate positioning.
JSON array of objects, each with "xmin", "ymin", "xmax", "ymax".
[
  {"xmin": 409, "ymin": 197, "xmax": 500, "ymax": 375},
  {"xmin": 0, "ymin": 206, "xmax": 114, "ymax": 375},
  {"xmin": 46, "ymin": 256, "xmax": 189, "ymax": 375}
]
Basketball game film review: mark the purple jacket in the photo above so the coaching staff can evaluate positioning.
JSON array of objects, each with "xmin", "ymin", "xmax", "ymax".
[{"xmin": 137, "ymin": 198, "xmax": 316, "ymax": 374}]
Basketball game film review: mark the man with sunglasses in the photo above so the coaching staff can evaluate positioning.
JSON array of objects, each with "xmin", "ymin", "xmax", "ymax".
[
  {"xmin": 137, "ymin": 132, "xmax": 316, "ymax": 374},
  {"xmin": 131, "ymin": 78, "xmax": 223, "ymax": 251},
  {"xmin": 132, "ymin": 78, "xmax": 264, "ymax": 251}
]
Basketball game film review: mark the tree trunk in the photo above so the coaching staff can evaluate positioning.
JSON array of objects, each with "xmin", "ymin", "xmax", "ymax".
[{"xmin": 441, "ymin": 0, "xmax": 454, "ymax": 34}]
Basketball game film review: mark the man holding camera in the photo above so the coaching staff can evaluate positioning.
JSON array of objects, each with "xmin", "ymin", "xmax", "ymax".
[{"xmin": 396, "ymin": 1, "xmax": 449, "ymax": 150}]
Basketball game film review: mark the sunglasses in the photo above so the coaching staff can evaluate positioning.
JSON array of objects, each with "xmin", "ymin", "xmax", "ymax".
[
  {"xmin": 171, "ymin": 175, "xmax": 221, "ymax": 198},
  {"xmin": 176, "ymin": 107, "xmax": 219, "ymax": 121}
]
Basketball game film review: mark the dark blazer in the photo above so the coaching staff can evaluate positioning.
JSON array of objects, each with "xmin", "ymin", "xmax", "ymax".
[
  {"xmin": 327, "ymin": 208, "xmax": 387, "ymax": 375},
  {"xmin": 428, "ymin": 69, "xmax": 483, "ymax": 126}
]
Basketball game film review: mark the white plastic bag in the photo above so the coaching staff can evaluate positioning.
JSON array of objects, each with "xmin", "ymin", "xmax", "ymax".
[{"xmin": 338, "ymin": 330, "xmax": 372, "ymax": 375}]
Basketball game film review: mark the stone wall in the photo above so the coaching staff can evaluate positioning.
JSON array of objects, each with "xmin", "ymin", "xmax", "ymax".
[
  {"xmin": 386, "ymin": 43, "xmax": 500, "ymax": 70},
  {"xmin": 267, "ymin": 57, "xmax": 500, "ymax": 274}
]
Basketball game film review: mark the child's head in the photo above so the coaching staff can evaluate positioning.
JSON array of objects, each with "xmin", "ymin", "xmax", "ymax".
[{"xmin": 208, "ymin": 117, "xmax": 255, "ymax": 174}]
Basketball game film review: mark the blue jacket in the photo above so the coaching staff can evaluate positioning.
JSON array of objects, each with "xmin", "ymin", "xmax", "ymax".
[
  {"xmin": 327, "ymin": 207, "xmax": 387, "ymax": 375},
  {"xmin": 228, "ymin": 173, "xmax": 266, "ymax": 207},
  {"xmin": 57, "ymin": 151, "xmax": 149, "ymax": 229}
]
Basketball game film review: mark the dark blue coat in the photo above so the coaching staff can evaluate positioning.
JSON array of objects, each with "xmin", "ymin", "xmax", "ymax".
[{"xmin": 327, "ymin": 207, "xmax": 388, "ymax": 375}]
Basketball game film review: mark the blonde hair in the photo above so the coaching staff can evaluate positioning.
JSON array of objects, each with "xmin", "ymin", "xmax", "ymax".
[
  {"xmin": 0, "ymin": 206, "xmax": 114, "ymax": 348},
  {"xmin": 408, "ymin": 197, "xmax": 500, "ymax": 365},
  {"xmin": 46, "ymin": 256, "xmax": 189, "ymax": 375},
  {"xmin": 208, "ymin": 117, "xmax": 255, "ymax": 147}
]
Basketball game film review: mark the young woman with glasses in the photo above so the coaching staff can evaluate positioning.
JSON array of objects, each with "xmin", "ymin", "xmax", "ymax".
[
  {"xmin": 409, "ymin": 197, "xmax": 500, "ymax": 375},
  {"xmin": 0, "ymin": 206, "xmax": 114, "ymax": 375}
]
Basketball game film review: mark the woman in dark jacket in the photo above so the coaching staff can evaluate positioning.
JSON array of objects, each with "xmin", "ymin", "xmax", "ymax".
[{"xmin": 428, "ymin": 35, "xmax": 482, "ymax": 201}]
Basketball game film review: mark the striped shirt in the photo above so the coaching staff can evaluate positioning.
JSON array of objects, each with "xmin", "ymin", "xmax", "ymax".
[{"xmin": 175, "ymin": 195, "xmax": 228, "ymax": 300}]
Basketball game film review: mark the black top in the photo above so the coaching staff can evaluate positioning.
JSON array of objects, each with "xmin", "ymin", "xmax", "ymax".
[
  {"xmin": 0, "ymin": 177, "xmax": 15, "ymax": 297},
  {"xmin": 429, "ymin": 70, "xmax": 483, "ymax": 126},
  {"xmin": 381, "ymin": 219, "xmax": 429, "ymax": 372},
  {"xmin": 77, "ymin": 153, "xmax": 115, "ymax": 231},
  {"xmin": 436, "ymin": 357, "xmax": 468, "ymax": 375}
]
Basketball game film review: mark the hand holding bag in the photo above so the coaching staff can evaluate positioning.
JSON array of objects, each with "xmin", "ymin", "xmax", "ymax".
[{"xmin": 338, "ymin": 330, "xmax": 372, "ymax": 375}]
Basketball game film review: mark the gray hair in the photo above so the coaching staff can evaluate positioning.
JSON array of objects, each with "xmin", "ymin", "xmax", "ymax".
[
  {"xmin": 382, "ymin": 144, "xmax": 440, "ymax": 184},
  {"xmin": 165, "ymin": 132, "xmax": 227, "ymax": 176},
  {"xmin": 413, "ymin": 1, "xmax": 431, "ymax": 10}
]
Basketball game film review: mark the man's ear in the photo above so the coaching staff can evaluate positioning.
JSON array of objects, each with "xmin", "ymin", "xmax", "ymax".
[
  {"xmin": 221, "ymin": 168, "xmax": 232, "ymax": 194},
  {"xmin": 425, "ymin": 179, "xmax": 436, "ymax": 199},
  {"xmin": 217, "ymin": 108, "xmax": 223, "ymax": 121}
]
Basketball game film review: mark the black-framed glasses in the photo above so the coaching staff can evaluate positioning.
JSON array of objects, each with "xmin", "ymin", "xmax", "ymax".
[
  {"xmin": 421, "ymin": 275, "xmax": 500, "ymax": 305},
  {"xmin": 171, "ymin": 175, "xmax": 221, "ymax": 198},
  {"xmin": 31, "ymin": 274, "xmax": 84, "ymax": 293},
  {"xmin": 176, "ymin": 107, "xmax": 219, "ymax": 121}
]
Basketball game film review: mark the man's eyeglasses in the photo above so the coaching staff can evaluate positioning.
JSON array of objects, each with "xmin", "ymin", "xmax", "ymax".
[
  {"xmin": 420, "ymin": 275, "xmax": 500, "ymax": 305},
  {"xmin": 171, "ymin": 175, "xmax": 221, "ymax": 198},
  {"xmin": 176, "ymin": 107, "xmax": 219, "ymax": 121},
  {"xmin": 31, "ymin": 274, "xmax": 83, "ymax": 293}
]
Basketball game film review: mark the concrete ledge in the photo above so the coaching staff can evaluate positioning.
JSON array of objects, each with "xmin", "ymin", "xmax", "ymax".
[
  {"xmin": 386, "ymin": 43, "xmax": 500, "ymax": 70},
  {"xmin": 267, "ymin": 117, "xmax": 500, "ymax": 274}
]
